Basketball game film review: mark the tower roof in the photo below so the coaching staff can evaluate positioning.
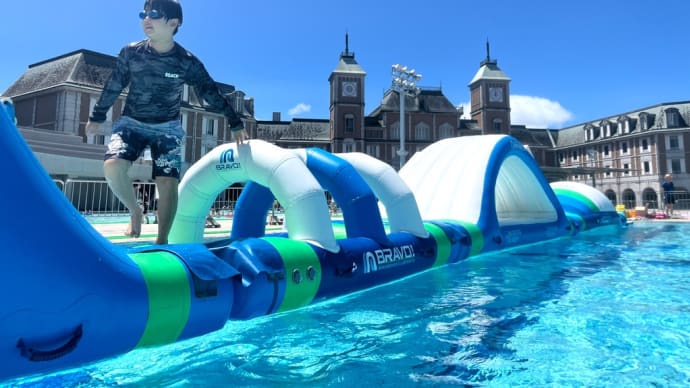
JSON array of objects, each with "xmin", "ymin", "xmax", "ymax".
[
  {"xmin": 468, "ymin": 41, "xmax": 511, "ymax": 86},
  {"xmin": 330, "ymin": 33, "xmax": 365, "ymax": 76}
]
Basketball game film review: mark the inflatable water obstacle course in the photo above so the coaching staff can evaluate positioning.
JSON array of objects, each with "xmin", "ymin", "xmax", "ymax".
[{"xmin": 0, "ymin": 99, "xmax": 624, "ymax": 381}]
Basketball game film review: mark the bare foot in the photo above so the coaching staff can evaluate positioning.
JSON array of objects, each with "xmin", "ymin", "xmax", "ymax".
[{"xmin": 125, "ymin": 210, "xmax": 143, "ymax": 238}]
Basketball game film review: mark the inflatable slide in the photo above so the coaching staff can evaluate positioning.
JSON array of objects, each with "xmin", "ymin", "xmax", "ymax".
[{"xmin": 0, "ymin": 99, "xmax": 624, "ymax": 381}]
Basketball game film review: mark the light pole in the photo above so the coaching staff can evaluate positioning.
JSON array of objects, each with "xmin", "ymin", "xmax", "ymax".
[{"xmin": 391, "ymin": 64, "xmax": 422, "ymax": 170}]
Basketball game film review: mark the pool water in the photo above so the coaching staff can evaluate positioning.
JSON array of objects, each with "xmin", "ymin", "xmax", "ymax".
[{"xmin": 9, "ymin": 222, "xmax": 690, "ymax": 387}]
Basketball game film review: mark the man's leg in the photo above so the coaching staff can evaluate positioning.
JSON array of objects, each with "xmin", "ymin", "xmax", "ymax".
[
  {"xmin": 154, "ymin": 176, "xmax": 178, "ymax": 245},
  {"xmin": 104, "ymin": 159, "xmax": 142, "ymax": 237}
]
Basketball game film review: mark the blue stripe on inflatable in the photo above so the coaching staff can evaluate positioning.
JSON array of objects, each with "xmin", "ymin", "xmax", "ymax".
[
  {"xmin": 0, "ymin": 99, "xmax": 150, "ymax": 380},
  {"xmin": 304, "ymin": 148, "xmax": 388, "ymax": 244},
  {"xmin": 231, "ymin": 181, "xmax": 276, "ymax": 239},
  {"xmin": 558, "ymin": 195, "xmax": 596, "ymax": 218}
]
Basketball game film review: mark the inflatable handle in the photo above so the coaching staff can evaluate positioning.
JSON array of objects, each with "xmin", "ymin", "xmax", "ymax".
[{"xmin": 16, "ymin": 324, "xmax": 83, "ymax": 362}]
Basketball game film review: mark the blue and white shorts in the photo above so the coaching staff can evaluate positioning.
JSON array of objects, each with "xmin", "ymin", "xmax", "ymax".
[{"xmin": 105, "ymin": 116, "xmax": 184, "ymax": 179}]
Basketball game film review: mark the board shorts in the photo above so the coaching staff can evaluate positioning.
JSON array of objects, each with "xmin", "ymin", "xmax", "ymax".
[
  {"xmin": 665, "ymin": 193, "xmax": 675, "ymax": 204},
  {"xmin": 105, "ymin": 116, "xmax": 184, "ymax": 179}
]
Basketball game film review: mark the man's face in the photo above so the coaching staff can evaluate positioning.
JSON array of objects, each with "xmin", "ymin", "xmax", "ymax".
[{"xmin": 140, "ymin": 7, "xmax": 178, "ymax": 39}]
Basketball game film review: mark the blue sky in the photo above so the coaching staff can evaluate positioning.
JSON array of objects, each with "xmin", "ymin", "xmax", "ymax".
[{"xmin": 1, "ymin": 0, "xmax": 688, "ymax": 129}]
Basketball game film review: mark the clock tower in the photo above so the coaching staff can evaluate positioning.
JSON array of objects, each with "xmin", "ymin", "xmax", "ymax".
[
  {"xmin": 468, "ymin": 42, "xmax": 511, "ymax": 134},
  {"xmin": 329, "ymin": 33, "xmax": 366, "ymax": 151}
]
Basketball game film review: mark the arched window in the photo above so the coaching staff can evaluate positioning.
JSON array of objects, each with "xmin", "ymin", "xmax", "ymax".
[
  {"xmin": 439, "ymin": 123, "xmax": 454, "ymax": 139},
  {"xmin": 622, "ymin": 188, "xmax": 636, "ymax": 209},
  {"xmin": 642, "ymin": 188, "xmax": 658, "ymax": 210},
  {"xmin": 415, "ymin": 122, "xmax": 431, "ymax": 140}
]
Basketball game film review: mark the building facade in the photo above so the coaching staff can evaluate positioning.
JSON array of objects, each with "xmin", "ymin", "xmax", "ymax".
[
  {"xmin": 2, "ymin": 42, "xmax": 688, "ymax": 211},
  {"xmin": 553, "ymin": 102, "xmax": 690, "ymax": 209}
]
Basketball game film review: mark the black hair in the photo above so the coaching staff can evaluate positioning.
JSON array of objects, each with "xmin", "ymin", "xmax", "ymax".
[{"xmin": 144, "ymin": 0, "xmax": 183, "ymax": 34}]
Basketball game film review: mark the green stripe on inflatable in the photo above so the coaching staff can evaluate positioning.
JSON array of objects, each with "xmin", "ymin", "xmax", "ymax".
[
  {"xmin": 263, "ymin": 237, "xmax": 322, "ymax": 313},
  {"xmin": 425, "ymin": 223, "xmax": 452, "ymax": 267},
  {"xmin": 553, "ymin": 188, "xmax": 599, "ymax": 212},
  {"xmin": 129, "ymin": 251, "xmax": 191, "ymax": 348},
  {"xmin": 452, "ymin": 220, "xmax": 484, "ymax": 257}
]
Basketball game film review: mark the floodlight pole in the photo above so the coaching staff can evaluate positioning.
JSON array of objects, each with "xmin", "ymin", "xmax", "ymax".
[{"xmin": 391, "ymin": 64, "xmax": 422, "ymax": 170}]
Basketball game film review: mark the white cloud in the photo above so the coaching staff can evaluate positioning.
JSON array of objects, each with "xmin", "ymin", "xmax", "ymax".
[
  {"xmin": 510, "ymin": 95, "xmax": 573, "ymax": 129},
  {"xmin": 288, "ymin": 103, "xmax": 311, "ymax": 116},
  {"xmin": 458, "ymin": 95, "xmax": 573, "ymax": 129}
]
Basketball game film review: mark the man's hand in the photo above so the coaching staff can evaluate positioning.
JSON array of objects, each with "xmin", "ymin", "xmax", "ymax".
[
  {"xmin": 233, "ymin": 129, "xmax": 248, "ymax": 148},
  {"xmin": 85, "ymin": 121, "xmax": 101, "ymax": 136}
]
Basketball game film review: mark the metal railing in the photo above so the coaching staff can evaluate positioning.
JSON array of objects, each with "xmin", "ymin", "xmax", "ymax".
[
  {"xmin": 56, "ymin": 179, "xmax": 244, "ymax": 217},
  {"xmin": 618, "ymin": 190, "xmax": 690, "ymax": 211}
]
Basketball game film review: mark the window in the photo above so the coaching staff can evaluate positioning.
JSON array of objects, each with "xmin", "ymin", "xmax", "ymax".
[
  {"xmin": 182, "ymin": 85, "xmax": 190, "ymax": 102},
  {"xmin": 669, "ymin": 135, "xmax": 680, "ymax": 150},
  {"xmin": 415, "ymin": 123, "xmax": 431, "ymax": 140},
  {"xmin": 623, "ymin": 163, "xmax": 630, "ymax": 176},
  {"xmin": 493, "ymin": 119, "xmax": 502, "ymax": 132},
  {"xmin": 203, "ymin": 117, "xmax": 217, "ymax": 136},
  {"xmin": 604, "ymin": 145, "xmax": 610, "ymax": 156},
  {"xmin": 640, "ymin": 113, "xmax": 650, "ymax": 130},
  {"xmin": 642, "ymin": 138, "xmax": 649, "ymax": 151},
  {"xmin": 366, "ymin": 144, "xmax": 380, "ymax": 158},
  {"xmin": 671, "ymin": 159, "xmax": 682, "ymax": 174},
  {"xmin": 390, "ymin": 123, "xmax": 400, "ymax": 140},
  {"xmin": 345, "ymin": 114, "xmax": 355, "ymax": 133},
  {"xmin": 621, "ymin": 142, "xmax": 629, "ymax": 154},
  {"xmin": 343, "ymin": 143, "xmax": 354, "ymax": 153},
  {"xmin": 667, "ymin": 109, "xmax": 680, "ymax": 128},
  {"xmin": 643, "ymin": 161, "xmax": 650, "ymax": 174},
  {"xmin": 439, "ymin": 123, "xmax": 454, "ymax": 139}
]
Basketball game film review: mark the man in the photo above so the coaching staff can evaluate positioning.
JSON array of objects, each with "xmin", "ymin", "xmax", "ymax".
[
  {"xmin": 86, "ymin": 0, "xmax": 247, "ymax": 244},
  {"xmin": 662, "ymin": 173, "xmax": 675, "ymax": 217}
]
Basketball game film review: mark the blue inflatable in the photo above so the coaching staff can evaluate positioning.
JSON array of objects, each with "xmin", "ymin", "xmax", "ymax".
[{"xmin": 0, "ymin": 98, "xmax": 624, "ymax": 381}]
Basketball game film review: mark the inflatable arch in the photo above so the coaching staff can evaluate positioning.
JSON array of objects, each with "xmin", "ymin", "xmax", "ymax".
[{"xmin": 399, "ymin": 135, "xmax": 571, "ymax": 252}]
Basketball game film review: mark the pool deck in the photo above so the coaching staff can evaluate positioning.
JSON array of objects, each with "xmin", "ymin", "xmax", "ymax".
[
  {"xmin": 87, "ymin": 210, "xmax": 690, "ymax": 246},
  {"xmin": 92, "ymin": 217, "xmax": 238, "ymax": 244}
]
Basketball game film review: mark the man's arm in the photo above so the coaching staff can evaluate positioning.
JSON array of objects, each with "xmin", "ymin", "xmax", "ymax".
[{"xmin": 89, "ymin": 47, "xmax": 131, "ymax": 123}]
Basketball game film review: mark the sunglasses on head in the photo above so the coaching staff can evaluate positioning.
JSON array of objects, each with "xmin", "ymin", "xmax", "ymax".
[{"xmin": 139, "ymin": 9, "xmax": 165, "ymax": 20}]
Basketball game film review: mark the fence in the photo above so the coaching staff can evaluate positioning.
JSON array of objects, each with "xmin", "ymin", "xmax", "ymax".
[
  {"xmin": 56, "ymin": 179, "xmax": 244, "ymax": 217},
  {"xmin": 618, "ymin": 190, "xmax": 690, "ymax": 212}
]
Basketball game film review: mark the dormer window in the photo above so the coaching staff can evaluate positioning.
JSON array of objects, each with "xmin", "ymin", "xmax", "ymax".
[{"xmin": 665, "ymin": 108, "xmax": 682, "ymax": 128}]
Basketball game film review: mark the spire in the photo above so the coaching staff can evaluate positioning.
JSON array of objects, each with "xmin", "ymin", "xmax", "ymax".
[
  {"xmin": 341, "ymin": 31, "xmax": 354, "ymax": 59},
  {"xmin": 486, "ymin": 39, "xmax": 491, "ymax": 62},
  {"xmin": 345, "ymin": 32, "xmax": 349, "ymax": 55},
  {"xmin": 480, "ymin": 39, "xmax": 497, "ymax": 66}
]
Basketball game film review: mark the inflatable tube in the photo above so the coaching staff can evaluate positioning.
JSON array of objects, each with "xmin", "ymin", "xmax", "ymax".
[
  {"xmin": 551, "ymin": 181, "xmax": 623, "ymax": 230},
  {"xmin": 303, "ymin": 148, "xmax": 388, "ymax": 244},
  {"xmin": 336, "ymin": 152, "xmax": 428, "ymax": 238},
  {"xmin": 170, "ymin": 140, "xmax": 338, "ymax": 252}
]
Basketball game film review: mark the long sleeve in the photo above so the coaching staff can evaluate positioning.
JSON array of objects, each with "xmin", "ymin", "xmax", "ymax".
[
  {"xmin": 90, "ymin": 47, "xmax": 130, "ymax": 123},
  {"xmin": 187, "ymin": 59, "xmax": 244, "ymax": 130}
]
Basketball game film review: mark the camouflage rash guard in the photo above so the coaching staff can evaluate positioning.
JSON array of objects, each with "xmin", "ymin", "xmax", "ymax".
[{"xmin": 90, "ymin": 40, "xmax": 243, "ymax": 129}]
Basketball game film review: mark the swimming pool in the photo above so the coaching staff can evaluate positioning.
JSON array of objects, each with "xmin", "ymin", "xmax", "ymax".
[{"xmin": 8, "ymin": 221, "xmax": 690, "ymax": 387}]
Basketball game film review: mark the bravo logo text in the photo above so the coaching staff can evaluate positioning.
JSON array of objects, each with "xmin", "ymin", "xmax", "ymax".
[
  {"xmin": 363, "ymin": 244, "xmax": 416, "ymax": 273},
  {"xmin": 216, "ymin": 149, "xmax": 242, "ymax": 171}
]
